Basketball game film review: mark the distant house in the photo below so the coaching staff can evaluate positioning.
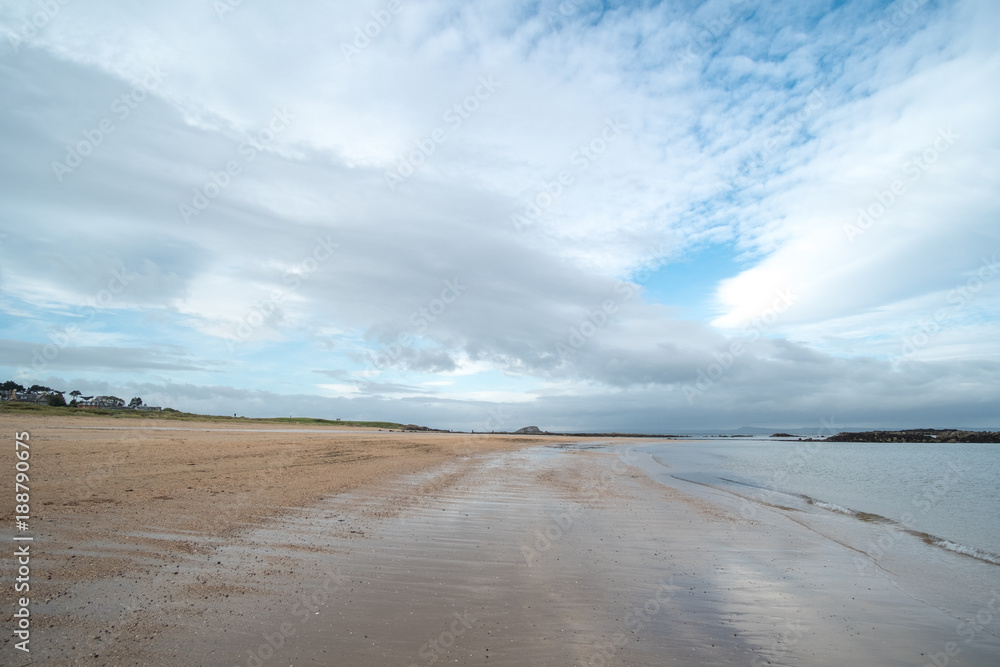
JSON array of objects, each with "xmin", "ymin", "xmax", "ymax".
[
  {"xmin": 1, "ymin": 387, "xmax": 160, "ymax": 410},
  {"xmin": 1, "ymin": 390, "xmax": 49, "ymax": 404},
  {"xmin": 78, "ymin": 396, "xmax": 126, "ymax": 409}
]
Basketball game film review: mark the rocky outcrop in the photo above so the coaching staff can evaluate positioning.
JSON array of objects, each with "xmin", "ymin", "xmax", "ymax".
[{"xmin": 824, "ymin": 429, "xmax": 1000, "ymax": 443}]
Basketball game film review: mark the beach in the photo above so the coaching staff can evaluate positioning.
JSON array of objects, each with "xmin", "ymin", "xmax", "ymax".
[{"xmin": 2, "ymin": 416, "xmax": 998, "ymax": 666}]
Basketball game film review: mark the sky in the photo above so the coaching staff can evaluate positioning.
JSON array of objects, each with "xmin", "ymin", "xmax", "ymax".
[{"xmin": 1, "ymin": 0, "xmax": 998, "ymax": 432}]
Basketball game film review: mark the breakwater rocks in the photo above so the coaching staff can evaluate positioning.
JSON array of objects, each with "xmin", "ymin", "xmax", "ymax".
[{"xmin": 824, "ymin": 429, "xmax": 1000, "ymax": 443}]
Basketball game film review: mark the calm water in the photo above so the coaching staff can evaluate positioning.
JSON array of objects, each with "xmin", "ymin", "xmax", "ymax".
[
  {"xmin": 631, "ymin": 438, "xmax": 1000, "ymax": 560},
  {"xmin": 614, "ymin": 438, "xmax": 1000, "ymax": 624}
]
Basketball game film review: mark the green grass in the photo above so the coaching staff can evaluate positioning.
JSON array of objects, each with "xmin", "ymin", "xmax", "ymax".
[
  {"xmin": 254, "ymin": 417, "xmax": 409, "ymax": 429},
  {"xmin": 0, "ymin": 402, "xmax": 408, "ymax": 429}
]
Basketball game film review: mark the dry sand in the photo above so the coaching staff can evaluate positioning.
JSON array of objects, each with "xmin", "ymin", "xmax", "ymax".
[
  {"xmin": 2, "ymin": 416, "xmax": 998, "ymax": 666},
  {"xmin": 0, "ymin": 415, "xmax": 570, "ymax": 665}
]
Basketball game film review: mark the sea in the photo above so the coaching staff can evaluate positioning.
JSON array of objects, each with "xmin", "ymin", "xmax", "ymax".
[{"xmin": 621, "ymin": 437, "xmax": 1000, "ymax": 625}]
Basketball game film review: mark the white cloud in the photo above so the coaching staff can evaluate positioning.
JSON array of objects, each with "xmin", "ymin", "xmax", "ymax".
[{"xmin": 1, "ymin": 0, "xmax": 997, "ymax": 429}]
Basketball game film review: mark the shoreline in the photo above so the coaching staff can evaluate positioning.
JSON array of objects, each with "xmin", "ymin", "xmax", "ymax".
[{"xmin": 2, "ymin": 416, "xmax": 999, "ymax": 665}]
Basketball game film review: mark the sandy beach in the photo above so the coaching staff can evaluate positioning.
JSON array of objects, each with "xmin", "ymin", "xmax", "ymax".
[{"xmin": 2, "ymin": 416, "xmax": 998, "ymax": 666}]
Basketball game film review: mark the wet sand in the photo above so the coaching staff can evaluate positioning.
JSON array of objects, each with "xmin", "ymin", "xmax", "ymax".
[
  {"xmin": 2, "ymin": 416, "xmax": 998, "ymax": 665},
  {"xmin": 0, "ymin": 415, "xmax": 570, "ymax": 665}
]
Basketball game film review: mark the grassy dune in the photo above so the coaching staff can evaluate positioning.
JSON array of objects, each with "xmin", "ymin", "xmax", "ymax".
[{"xmin": 0, "ymin": 401, "xmax": 408, "ymax": 430}]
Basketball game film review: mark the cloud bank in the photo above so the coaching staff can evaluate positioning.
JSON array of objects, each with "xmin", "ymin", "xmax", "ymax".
[{"xmin": 1, "ymin": 0, "xmax": 998, "ymax": 430}]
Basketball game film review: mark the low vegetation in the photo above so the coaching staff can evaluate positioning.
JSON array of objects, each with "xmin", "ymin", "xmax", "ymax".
[{"xmin": 0, "ymin": 401, "xmax": 408, "ymax": 429}]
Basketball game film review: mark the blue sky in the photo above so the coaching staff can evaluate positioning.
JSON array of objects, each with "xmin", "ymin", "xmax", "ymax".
[
  {"xmin": 1, "ymin": 0, "xmax": 998, "ymax": 431},
  {"xmin": 638, "ymin": 244, "xmax": 746, "ymax": 320}
]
